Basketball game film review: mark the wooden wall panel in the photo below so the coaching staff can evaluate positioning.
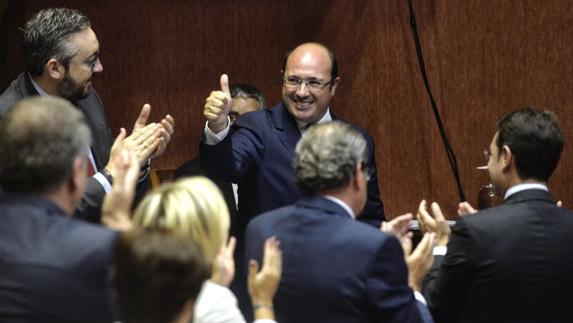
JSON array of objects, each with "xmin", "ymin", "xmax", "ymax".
[{"xmin": 2, "ymin": 0, "xmax": 572, "ymax": 218}]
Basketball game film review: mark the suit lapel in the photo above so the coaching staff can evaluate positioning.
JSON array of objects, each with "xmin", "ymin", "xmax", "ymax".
[
  {"xmin": 272, "ymin": 102, "xmax": 301, "ymax": 153},
  {"xmin": 21, "ymin": 73, "xmax": 40, "ymax": 97},
  {"xmin": 24, "ymin": 74, "xmax": 106, "ymax": 170}
]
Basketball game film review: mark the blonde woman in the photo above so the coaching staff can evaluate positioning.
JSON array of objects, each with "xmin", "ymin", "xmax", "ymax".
[{"xmin": 131, "ymin": 176, "xmax": 281, "ymax": 323}]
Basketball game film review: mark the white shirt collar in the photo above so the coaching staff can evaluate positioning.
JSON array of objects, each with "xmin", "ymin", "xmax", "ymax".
[
  {"xmin": 28, "ymin": 73, "xmax": 50, "ymax": 97},
  {"xmin": 296, "ymin": 108, "xmax": 332, "ymax": 132},
  {"xmin": 504, "ymin": 183, "xmax": 548, "ymax": 200},
  {"xmin": 323, "ymin": 195, "xmax": 355, "ymax": 219}
]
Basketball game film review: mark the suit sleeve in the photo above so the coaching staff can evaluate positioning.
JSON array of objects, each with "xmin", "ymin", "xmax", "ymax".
[
  {"xmin": 357, "ymin": 130, "xmax": 386, "ymax": 225},
  {"xmin": 422, "ymin": 217, "xmax": 476, "ymax": 323},
  {"xmin": 74, "ymin": 177, "xmax": 107, "ymax": 222},
  {"xmin": 366, "ymin": 236, "xmax": 423, "ymax": 323},
  {"xmin": 74, "ymin": 170, "xmax": 150, "ymax": 223},
  {"xmin": 199, "ymin": 116, "xmax": 265, "ymax": 183}
]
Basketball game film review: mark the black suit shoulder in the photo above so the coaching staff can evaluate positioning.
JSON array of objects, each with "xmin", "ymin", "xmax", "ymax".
[{"xmin": 0, "ymin": 73, "xmax": 36, "ymax": 117}]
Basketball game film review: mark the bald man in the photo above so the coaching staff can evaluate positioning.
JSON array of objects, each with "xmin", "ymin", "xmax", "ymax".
[{"xmin": 200, "ymin": 43, "xmax": 385, "ymax": 319}]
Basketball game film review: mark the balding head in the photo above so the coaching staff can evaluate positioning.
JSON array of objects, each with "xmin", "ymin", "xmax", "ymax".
[
  {"xmin": 282, "ymin": 43, "xmax": 338, "ymax": 81},
  {"xmin": 0, "ymin": 96, "xmax": 91, "ymax": 193}
]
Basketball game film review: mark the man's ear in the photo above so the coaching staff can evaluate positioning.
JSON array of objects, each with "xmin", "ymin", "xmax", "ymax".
[
  {"xmin": 501, "ymin": 145, "xmax": 513, "ymax": 171},
  {"xmin": 69, "ymin": 157, "xmax": 87, "ymax": 193},
  {"xmin": 329, "ymin": 76, "xmax": 341, "ymax": 97},
  {"xmin": 45, "ymin": 58, "xmax": 66, "ymax": 80},
  {"xmin": 351, "ymin": 163, "xmax": 362, "ymax": 190}
]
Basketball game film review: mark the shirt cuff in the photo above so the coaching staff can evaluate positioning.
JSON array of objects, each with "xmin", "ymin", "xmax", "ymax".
[
  {"xmin": 93, "ymin": 172, "xmax": 112, "ymax": 194},
  {"xmin": 414, "ymin": 290, "xmax": 427, "ymax": 305},
  {"xmin": 204, "ymin": 119, "xmax": 230, "ymax": 145},
  {"xmin": 433, "ymin": 245, "xmax": 448, "ymax": 256}
]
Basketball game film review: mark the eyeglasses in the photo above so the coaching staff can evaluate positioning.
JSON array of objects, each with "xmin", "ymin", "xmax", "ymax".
[
  {"xmin": 282, "ymin": 76, "xmax": 333, "ymax": 91},
  {"xmin": 83, "ymin": 54, "xmax": 101, "ymax": 72},
  {"xmin": 361, "ymin": 162, "xmax": 373, "ymax": 182},
  {"xmin": 69, "ymin": 53, "xmax": 101, "ymax": 72}
]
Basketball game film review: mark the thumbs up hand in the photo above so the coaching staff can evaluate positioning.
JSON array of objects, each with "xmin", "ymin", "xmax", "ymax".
[{"xmin": 204, "ymin": 74, "xmax": 233, "ymax": 133}]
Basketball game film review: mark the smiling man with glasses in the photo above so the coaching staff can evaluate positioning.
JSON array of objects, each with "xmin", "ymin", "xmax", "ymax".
[
  {"xmin": 0, "ymin": 8, "xmax": 175, "ymax": 222},
  {"xmin": 200, "ymin": 42, "xmax": 385, "ymax": 320}
]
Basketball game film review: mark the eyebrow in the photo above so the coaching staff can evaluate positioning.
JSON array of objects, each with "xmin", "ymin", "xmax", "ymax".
[{"xmin": 86, "ymin": 50, "xmax": 100, "ymax": 60}]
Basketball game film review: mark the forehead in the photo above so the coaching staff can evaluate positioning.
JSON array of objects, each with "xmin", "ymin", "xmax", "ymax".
[
  {"xmin": 285, "ymin": 46, "xmax": 332, "ymax": 78},
  {"xmin": 67, "ymin": 27, "xmax": 99, "ymax": 58},
  {"xmin": 231, "ymin": 97, "xmax": 260, "ymax": 114}
]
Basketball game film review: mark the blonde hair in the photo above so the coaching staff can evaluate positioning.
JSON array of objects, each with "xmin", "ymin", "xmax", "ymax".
[{"xmin": 133, "ymin": 176, "xmax": 230, "ymax": 264}]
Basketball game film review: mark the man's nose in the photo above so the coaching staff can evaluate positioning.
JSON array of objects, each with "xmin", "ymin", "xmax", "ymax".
[
  {"xmin": 93, "ymin": 58, "xmax": 103, "ymax": 73},
  {"xmin": 295, "ymin": 81, "xmax": 310, "ymax": 96}
]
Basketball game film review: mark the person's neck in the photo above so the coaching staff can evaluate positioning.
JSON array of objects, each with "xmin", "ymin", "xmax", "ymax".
[
  {"xmin": 41, "ymin": 188, "xmax": 75, "ymax": 216},
  {"xmin": 323, "ymin": 187, "xmax": 360, "ymax": 217},
  {"xmin": 501, "ymin": 176, "xmax": 547, "ymax": 197},
  {"xmin": 31, "ymin": 74, "xmax": 60, "ymax": 97}
]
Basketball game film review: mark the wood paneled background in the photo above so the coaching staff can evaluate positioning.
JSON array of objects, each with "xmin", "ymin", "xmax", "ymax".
[{"xmin": 2, "ymin": 0, "xmax": 572, "ymax": 218}]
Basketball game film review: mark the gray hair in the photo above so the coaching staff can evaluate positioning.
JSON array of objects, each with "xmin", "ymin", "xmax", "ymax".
[
  {"xmin": 294, "ymin": 121, "xmax": 367, "ymax": 195},
  {"xmin": 23, "ymin": 8, "xmax": 91, "ymax": 75},
  {"xmin": 230, "ymin": 83, "xmax": 265, "ymax": 109},
  {"xmin": 0, "ymin": 96, "xmax": 91, "ymax": 193}
]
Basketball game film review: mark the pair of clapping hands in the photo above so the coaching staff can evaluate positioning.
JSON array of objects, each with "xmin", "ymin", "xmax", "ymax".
[
  {"xmin": 104, "ymin": 104, "xmax": 174, "ymax": 179},
  {"xmin": 380, "ymin": 200, "xmax": 462, "ymax": 292},
  {"xmin": 212, "ymin": 236, "xmax": 282, "ymax": 316},
  {"xmin": 101, "ymin": 147, "xmax": 282, "ymax": 320}
]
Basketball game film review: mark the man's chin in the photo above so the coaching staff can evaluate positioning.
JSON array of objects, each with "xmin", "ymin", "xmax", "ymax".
[{"xmin": 286, "ymin": 103, "xmax": 315, "ymax": 123}]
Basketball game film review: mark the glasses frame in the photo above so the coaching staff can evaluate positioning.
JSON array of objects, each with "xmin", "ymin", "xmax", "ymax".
[
  {"xmin": 282, "ymin": 76, "xmax": 333, "ymax": 91},
  {"xmin": 360, "ymin": 162, "xmax": 373, "ymax": 182}
]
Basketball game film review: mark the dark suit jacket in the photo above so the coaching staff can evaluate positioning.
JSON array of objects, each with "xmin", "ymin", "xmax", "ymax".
[
  {"xmin": 0, "ymin": 193, "xmax": 118, "ymax": 322},
  {"xmin": 200, "ymin": 102, "xmax": 385, "ymax": 248},
  {"xmin": 423, "ymin": 189, "xmax": 573, "ymax": 323},
  {"xmin": 245, "ymin": 196, "xmax": 422, "ymax": 323},
  {"xmin": 174, "ymin": 158, "xmax": 238, "ymax": 234},
  {"xmin": 0, "ymin": 73, "xmax": 150, "ymax": 222}
]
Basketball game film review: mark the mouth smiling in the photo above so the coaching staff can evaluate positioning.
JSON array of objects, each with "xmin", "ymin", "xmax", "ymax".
[{"xmin": 294, "ymin": 101, "xmax": 313, "ymax": 110}]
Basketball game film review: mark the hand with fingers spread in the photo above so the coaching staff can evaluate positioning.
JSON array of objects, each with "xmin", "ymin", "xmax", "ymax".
[
  {"xmin": 211, "ymin": 237, "xmax": 237, "ymax": 287},
  {"xmin": 417, "ymin": 200, "xmax": 451, "ymax": 246},
  {"xmin": 406, "ymin": 232, "xmax": 436, "ymax": 292},
  {"xmin": 101, "ymin": 148, "xmax": 139, "ymax": 231},
  {"xmin": 380, "ymin": 213, "xmax": 414, "ymax": 259},
  {"xmin": 458, "ymin": 201, "xmax": 478, "ymax": 216},
  {"xmin": 248, "ymin": 236, "xmax": 282, "ymax": 320},
  {"xmin": 204, "ymin": 74, "xmax": 233, "ymax": 133}
]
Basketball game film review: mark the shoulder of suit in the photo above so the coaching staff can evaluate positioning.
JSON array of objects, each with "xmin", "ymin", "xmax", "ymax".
[
  {"xmin": 247, "ymin": 204, "xmax": 295, "ymax": 227},
  {"xmin": 331, "ymin": 113, "xmax": 374, "ymax": 142},
  {"xmin": 0, "ymin": 74, "xmax": 29, "ymax": 115}
]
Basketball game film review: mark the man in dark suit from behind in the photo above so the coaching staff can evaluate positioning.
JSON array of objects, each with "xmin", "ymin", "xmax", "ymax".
[
  {"xmin": 419, "ymin": 108, "xmax": 573, "ymax": 323},
  {"xmin": 0, "ymin": 97, "xmax": 119, "ymax": 322},
  {"xmin": 245, "ymin": 121, "xmax": 434, "ymax": 323},
  {"xmin": 0, "ymin": 8, "xmax": 175, "ymax": 222},
  {"xmin": 174, "ymin": 83, "xmax": 265, "ymax": 226}
]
